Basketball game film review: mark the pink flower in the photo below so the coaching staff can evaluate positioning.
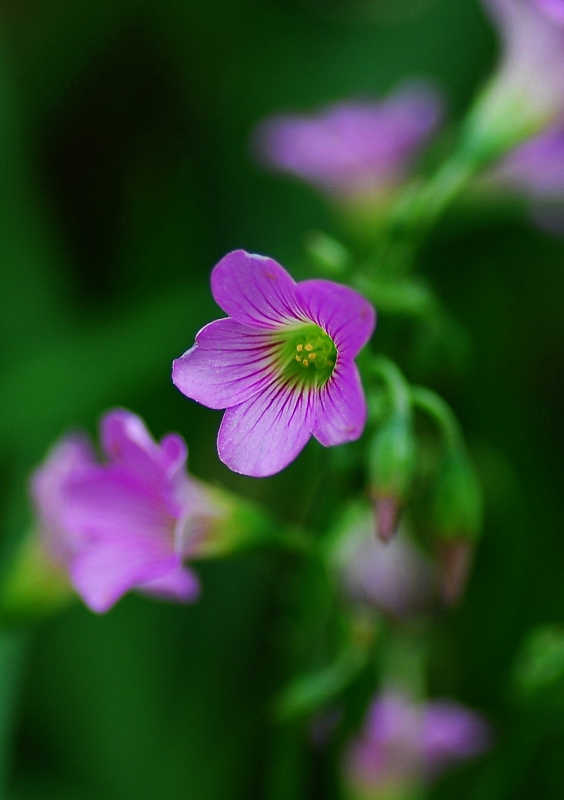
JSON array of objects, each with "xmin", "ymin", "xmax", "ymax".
[
  {"xmin": 345, "ymin": 691, "xmax": 491, "ymax": 795},
  {"xmin": 493, "ymin": 124, "xmax": 564, "ymax": 200},
  {"xmin": 172, "ymin": 250, "xmax": 375, "ymax": 477},
  {"xmin": 31, "ymin": 409, "xmax": 218, "ymax": 613},
  {"xmin": 472, "ymin": 0, "xmax": 564, "ymax": 149},
  {"xmin": 253, "ymin": 83, "xmax": 443, "ymax": 203}
]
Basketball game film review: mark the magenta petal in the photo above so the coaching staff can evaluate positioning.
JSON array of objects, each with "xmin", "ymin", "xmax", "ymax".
[
  {"xmin": 70, "ymin": 535, "xmax": 180, "ymax": 613},
  {"xmin": 101, "ymin": 409, "xmax": 188, "ymax": 491},
  {"xmin": 536, "ymin": 0, "xmax": 564, "ymax": 25},
  {"xmin": 31, "ymin": 436, "xmax": 98, "ymax": 559},
  {"xmin": 172, "ymin": 318, "xmax": 278, "ymax": 409},
  {"xmin": 63, "ymin": 470, "xmax": 173, "ymax": 542},
  {"xmin": 296, "ymin": 279, "xmax": 375, "ymax": 357},
  {"xmin": 217, "ymin": 382, "xmax": 316, "ymax": 477},
  {"xmin": 137, "ymin": 564, "xmax": 200, "ymax": 603},
  {"xmin": 210, "ymin": 250, "xmax": 302, "ymax": 329},
  {"xmin": 313, "ymin": 362, "xmax": 367, "ymax": 447}
]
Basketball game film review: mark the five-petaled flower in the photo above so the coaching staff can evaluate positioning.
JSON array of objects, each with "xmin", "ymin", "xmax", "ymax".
[
  {"xmin": 172, "ymin": 250, "xmax": 376, "ymax": 477},
  {"xmin": 31, "ymin": 409, "xmax": 220, "ymax": 613}
]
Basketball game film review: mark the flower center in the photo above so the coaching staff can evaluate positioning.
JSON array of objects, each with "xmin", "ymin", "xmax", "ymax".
[{"xmin": 275, "ymin": 323, "xmax": 337, "ymax": 388}]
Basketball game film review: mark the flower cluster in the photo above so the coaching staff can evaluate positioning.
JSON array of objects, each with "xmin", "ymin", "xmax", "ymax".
[
  {"xmin": 173, "ymin": 250, "xmax": 375, "ymax": 477},
  {"xmin": 31, "ymin": 409, "xmax": 221, "ymax": 613}
]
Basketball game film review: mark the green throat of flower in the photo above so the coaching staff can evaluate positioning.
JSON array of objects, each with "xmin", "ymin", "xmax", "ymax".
[{"xmin": 275, "ymin": 323, "xmax": 337, "ymax": 388}]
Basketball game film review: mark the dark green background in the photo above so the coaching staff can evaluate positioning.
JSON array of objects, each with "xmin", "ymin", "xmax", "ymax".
[{"xmin": 1, "ymin": 0, "xmax": 563, "ymax": 797}]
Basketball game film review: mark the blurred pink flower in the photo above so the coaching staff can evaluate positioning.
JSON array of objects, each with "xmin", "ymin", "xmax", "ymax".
[
  {"xmin": 253, "ymin": 83, "xmax": 443, "ymax": 203},
  {"xmin": 493, "ymin": 124, "xmax": 564, "ymax": 199},
  {"xmin": 344, "ymin": 691, "xmax": 491, "ymax": 796},
  {"xmin": 31, "ymin": 409, "xmax": 219, "ymax": 613},
  {"xmin": 473, "ymin": 0, "xmax": 564, "ymax": 148}
]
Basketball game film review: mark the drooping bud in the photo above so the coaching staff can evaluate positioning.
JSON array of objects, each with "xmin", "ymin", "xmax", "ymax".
[
  {"xmin": 513, "ymin": 624, "xmax": 564, "ymax": 706},
  {"xmin": 436, "ymin": 539, "xmax": 474, "ymax": 607},
  {"xmin": 368, "ymin": 412, "xmax": 417, "ymax": 542},
  {"xmin": 431, "ymin": 451, "xmax": 483, "ymax": 605}
]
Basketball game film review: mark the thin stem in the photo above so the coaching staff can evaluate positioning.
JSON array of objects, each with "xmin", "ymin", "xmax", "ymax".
[
  {"xmin": 368, "ymin": 356, "xmax": 412, "ymax": 419},
  {"xmin": 410, "ymin": 386, "xmax": 463, "ymax": 451},
  {"xmin": 407, "ymin": 154, "xmax": 478, "ymax": 236}
]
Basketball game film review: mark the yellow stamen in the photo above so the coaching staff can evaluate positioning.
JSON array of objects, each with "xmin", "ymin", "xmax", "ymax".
[
  {"xmin": 305, "ymin": 343, "xmax": 313, "ymax": 352},
  {"xmin": 302, "ymin": 359, "xmax": 309, "ymax": 366},
  {"xmin": 297, "ymin": 344, "xmax": 303, "ymax": 352},
  {"xmin": 308, "ymin": 353, "xmax": 316, "ymax": 360}
]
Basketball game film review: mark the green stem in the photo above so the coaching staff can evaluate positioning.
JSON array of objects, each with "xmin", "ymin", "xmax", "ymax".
[
  {"xmin": 406, "ymin": 153, "xmax": 478, "ymax": 236},
  {"xmin": 410, "ymin": 386, "xmax": 463, "ymax": 451},
  {"xmin": 368, "ymin": 357, "xmax": 412, "ymax": 420}
]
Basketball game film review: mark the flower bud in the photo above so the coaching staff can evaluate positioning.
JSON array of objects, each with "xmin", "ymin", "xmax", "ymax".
[
  {"xmin": 513, "ymin": 624, "xmax": 564, "ymax": 706},
  {"xmin": 368, "ymin": 413, "xmax": 417, "ymax": 542},
  {"xmin": 431, "ymin": 451, "xmax": 483, "ymax": 605},
  {"xmin": 325, "ymin": 505, "xmax": 436, "ymax": 620}
]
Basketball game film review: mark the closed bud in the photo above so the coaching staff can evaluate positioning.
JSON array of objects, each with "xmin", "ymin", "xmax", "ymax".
[
  {"xmin": 368, "ymin": 413, "xmax": 417, "ymax": 542},
  {"xmin": 513, "ymin": 624, "xmax": 564, "ymax": 706},
  {"xmin": 432, "ymin": 452, "xmax": 482, "ymax": 542},
  {"xmin": 436, "ymin": 539, "xmax": 474, "ymax": 607},
  {"xmin": 431, "ymin": 452, "xmax": 483, "ymax": 605}
]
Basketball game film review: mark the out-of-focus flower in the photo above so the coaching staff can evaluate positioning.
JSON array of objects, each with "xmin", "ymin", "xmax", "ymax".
[
  {"xmin": 487, "ymin": 124, "xmax": 564, "ymax": 231},
  {"xmin": 344, "ymin": 691, "xmax": 491, "ymax": 798},
  {"xmin": 172, "ymin": 250, "xmax": 375, "ymax": 477},
  {"xmin": 327, "ymin": 506, "xmax": 436, "ymax": 620},
  {"xmin": 30, "ymin": 409, "xmax": 222, "ymax": 613},
  {"xmin": 253, "ymin": 83, "xmax": 443, "ymax": 206},
  {"xmin": 466, "ymin": 0, "xmax": 564, "ymax": 156}
]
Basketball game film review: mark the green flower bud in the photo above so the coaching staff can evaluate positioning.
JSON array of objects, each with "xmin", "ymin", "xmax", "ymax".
[
  {"xmin": 368, "ymin": 413, "xmax": 417, "ymax": 542},
  {"xmin": 431, "ymin": 451, "xmax": 483, "ymax": 605},
  {"xmin": 513, "ymin": 625, "xmax": 564, "ymax": 709},
  {"xmin": 432, "ymin": 451, "xmax": 482, "ymax": 541}
]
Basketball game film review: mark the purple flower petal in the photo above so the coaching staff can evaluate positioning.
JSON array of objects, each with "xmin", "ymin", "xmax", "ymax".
[
  {"xmin": 313, "ymin": 361, "xmax": 367, "ymax": 446},
  {"xmin": 423, "ymin": 701, "xmax": 492, "ymax": 777},
  {"xmin": 296, "ymin": 279, "xmax": 375, "ymax": 358},
  {"xmin": 211, "ymin": 250, "xmax": 302, "ymax": 329},
  {"xmin": 218, "ymin": 382, "xmax": 316, "ymax": 477},
  {"xmin": 137, "ymin": 564, "xmax": 200, "ymax": 603},
  {"xmin": 172, "ymin": 318, "xmax": 278, "ymax": 409},
  {"xmin": 535, "ymin": 0, "xmax": 564, "ymax": 25},
  {"xmin": 101, "ymin": 409, "xmax": 188, "ymax": 489},
  {"xmin": 31, "ymin": 436, "xmax": 97, "ymax": 559},
  {"xmin": 63, "ymin": 470, "xmax": 174, "ymax": 543},
  {"xmin": 70, "ymin": 533, "xmax": 181, "ymax": 613}
]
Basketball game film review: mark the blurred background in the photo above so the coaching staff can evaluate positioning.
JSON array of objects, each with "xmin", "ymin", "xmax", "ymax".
[{"xmin": 1, "ymin": 0, "xmax": 564, "ymax": 797}]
